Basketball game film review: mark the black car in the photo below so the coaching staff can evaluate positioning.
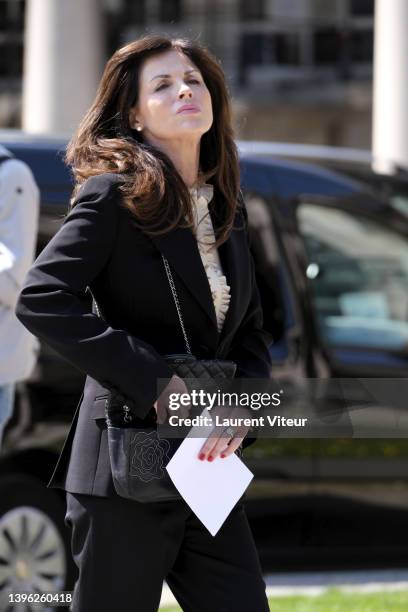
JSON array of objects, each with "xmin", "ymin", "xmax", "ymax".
[{"xmin": 1, "ymin": 131, "xmax": 408, "ymax": 600}]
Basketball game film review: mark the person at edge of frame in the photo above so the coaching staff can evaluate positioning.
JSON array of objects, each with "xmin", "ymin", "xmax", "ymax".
[{"xmin": 0, "ymin": 145, "xmax": 40, "ymax": 450}]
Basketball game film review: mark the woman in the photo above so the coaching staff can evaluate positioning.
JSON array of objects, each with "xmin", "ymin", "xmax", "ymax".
[{"xmin": 15, "ymin": 35, "xmax": 272, "ymax": 612}]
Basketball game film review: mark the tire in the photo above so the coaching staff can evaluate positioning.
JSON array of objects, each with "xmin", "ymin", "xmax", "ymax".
[{"xmin": 0, "ymin": 474, "xmax": 76, "ymax": 611}]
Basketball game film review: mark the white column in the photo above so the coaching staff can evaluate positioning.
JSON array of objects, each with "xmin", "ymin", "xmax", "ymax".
[
  {"xmin": 22, "ymin": 0, "xmax": 104, "ymax": 136},
  {"xmin": 372, "ymin": 0, "xmax": 408, "ymax": 174}
]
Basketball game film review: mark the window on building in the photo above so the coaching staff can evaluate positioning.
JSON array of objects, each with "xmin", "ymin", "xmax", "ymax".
[
  {"xmin": 239, "ymin": 0, "xmax": 265, "ymax": 21},
  {"xmin": 274, "ymin": 33, "xmax": 300, "ymax": 65},
  {"xmin": 159, "ymin": 0, "xmax": 181, "ymax": 23},
  {"xmin": 240, "ymin": 33, "xmax": 264, "ymax": 69},
  {"xmin": 350, "ymin": 0, "xmax": 374, "ymax": 17},
  {"xmin": 0, "ymin": 0, "xmax": 25, "ymax": 79},
  {"xmin": 350, "ymin": 29, "xmax": 373, "ymax": 62},
  {"xmin": 240, "ymin": 32, "xmax": 300, "ymax": 68},
  {"xmin": 238, "ymin": 31, "xmax": 300, "ymax": 86},
  {"xmin": 0, "ymin": 0, "xmax": 25, "ymax": 29},
  {"xmin": 123, "ymin": 0, "xmax": 146, "ymax": 24},
  {"xmin": 0, "ymin": 41, "xmax": 23, "ymax": 78},
  {"xmin": 313, "ymin": 27, "xmax": 339, "ymax": 65},
  {"xmin": 313, "ymin": 26, "xmax": 372, "ymax": 75}
]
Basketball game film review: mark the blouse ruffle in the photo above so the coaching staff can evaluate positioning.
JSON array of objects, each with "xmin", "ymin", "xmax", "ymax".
[{"xmin": 188, "ymin": 183, "xmax": 231, "ymax": 333}]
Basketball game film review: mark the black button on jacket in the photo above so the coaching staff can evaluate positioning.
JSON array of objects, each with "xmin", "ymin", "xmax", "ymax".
[{"xmin": 14, "ymin": 172, "xmax": 272, "ymax": 497}]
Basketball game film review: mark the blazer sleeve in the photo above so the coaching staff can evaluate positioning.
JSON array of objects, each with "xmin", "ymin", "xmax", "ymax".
[
  {"xmin": 226, "ymin": 198, "xmax": 273, "ymax": 379},
  {"xmin": 14, "ymin": 174, "xmax": 174, "ymax": 419}
]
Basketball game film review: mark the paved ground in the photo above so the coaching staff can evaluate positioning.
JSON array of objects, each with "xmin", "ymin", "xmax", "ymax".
[{"xmin": 159, "ymin": 568, "xmax": 408, "ymax": 607}]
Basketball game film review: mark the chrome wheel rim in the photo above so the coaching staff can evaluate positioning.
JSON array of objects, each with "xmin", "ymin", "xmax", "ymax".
[{"xmin": 0, "ymin": 506, "xmax": 66, "ymax": 611}]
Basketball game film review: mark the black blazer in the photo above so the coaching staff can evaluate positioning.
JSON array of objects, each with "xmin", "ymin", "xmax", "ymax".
[{"xmin": 15, "ymin": 173, "xmax": 272, "ymax": 497}]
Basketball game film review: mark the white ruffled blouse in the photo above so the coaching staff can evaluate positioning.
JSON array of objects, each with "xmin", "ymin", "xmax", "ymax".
[{"xmin": 188, "ymin": 183, "xmax": 231, "ymax": 333}]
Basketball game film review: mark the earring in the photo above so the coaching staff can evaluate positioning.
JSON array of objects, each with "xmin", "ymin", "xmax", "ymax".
[{"xmin": 135, "ymin": 125, "xmax": 142, "ymax": 131}]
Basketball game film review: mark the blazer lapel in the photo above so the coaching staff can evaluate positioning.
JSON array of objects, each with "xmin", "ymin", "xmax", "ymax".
[
  {"xmin": 148, "ymin": 188, "xmax": 240, "ymax": 353},
  {"xmin": 149, "ymin": 224, "xmax": 219, "ymax": 332}
]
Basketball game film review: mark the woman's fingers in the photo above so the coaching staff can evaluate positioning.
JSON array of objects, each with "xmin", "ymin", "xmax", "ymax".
[
  {"xmin": 197, "ymin": 431, "xmax": 224, "ymax": 461},
  {"xmin": 197, "ymin": 405, "xmax": 250, "ymax": 460},
  {"xmin": 220, "ymin": 436, "xmax": 245, "ymax": 458},
  {"xmin": 198, "ymin": 425, "xmax": 250, "ymax": 460}
]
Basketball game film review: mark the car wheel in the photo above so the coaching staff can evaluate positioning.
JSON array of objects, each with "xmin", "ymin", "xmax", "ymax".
[{"xmin": 0, "ymin": 474, "xmax": 76, "ymax": 611}]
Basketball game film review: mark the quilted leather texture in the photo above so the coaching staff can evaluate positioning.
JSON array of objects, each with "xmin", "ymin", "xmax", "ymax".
[{"xmin": 164, "ymin": 354, "xmax": 237, "ymax": 380}]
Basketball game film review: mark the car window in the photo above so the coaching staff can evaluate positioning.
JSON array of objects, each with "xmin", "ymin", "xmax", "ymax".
[
  {"xmin": 391, "ymin": 193, "xmax": 408, "ymax": 218},
  {"xmin": 297, "ymin": 203, "xmax": 408, "ymax": 351}
]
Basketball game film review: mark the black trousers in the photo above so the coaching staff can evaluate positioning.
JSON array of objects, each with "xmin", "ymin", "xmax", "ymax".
[{"xmin": 65, "ymin": 491, "xmax": 269, "ymax": 612}]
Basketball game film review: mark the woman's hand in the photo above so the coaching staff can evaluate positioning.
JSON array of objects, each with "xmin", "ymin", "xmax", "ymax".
[
  {"xmin": 197, "ymin": 405, "xmax": 252, "ymax": 461},
  {"xmin": 153, "ymin": 374, "xmax": 191, "ymax": 424}
]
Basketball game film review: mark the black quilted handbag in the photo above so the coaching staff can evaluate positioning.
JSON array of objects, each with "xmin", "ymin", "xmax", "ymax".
[{"xmin": 92, "ymin": 254, "xmax": 237, "ymax": 503}]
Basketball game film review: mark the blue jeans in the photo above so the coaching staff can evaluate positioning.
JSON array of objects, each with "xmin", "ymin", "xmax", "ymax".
[{"xmin": 0, "ymin": 383, "xmax": 15, "ymax": 450}]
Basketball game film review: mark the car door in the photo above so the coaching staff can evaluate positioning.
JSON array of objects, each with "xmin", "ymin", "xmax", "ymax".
[
  {"xmin": 291, "ymin": 192, "xmax": 408, "ymax": 484},
  {"xmin": 293, "ymin": 193, "xmax": 408, "ymax": 378}
]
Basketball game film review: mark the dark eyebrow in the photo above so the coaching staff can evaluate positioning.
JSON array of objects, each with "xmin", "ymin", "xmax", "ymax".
[{"xmin": 150, "ymin": 69, "xmax": 200, "ymax": 82}]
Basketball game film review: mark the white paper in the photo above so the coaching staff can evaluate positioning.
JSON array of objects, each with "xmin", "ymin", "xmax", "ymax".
[{"xmin": 165, "ymin": 409, "xmax": 254, "ymax": 536}]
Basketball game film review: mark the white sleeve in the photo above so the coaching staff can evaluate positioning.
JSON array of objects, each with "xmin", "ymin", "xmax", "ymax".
[{"xmin": 0, "ymin": 159, "xmax": 40, "ymax": 308}]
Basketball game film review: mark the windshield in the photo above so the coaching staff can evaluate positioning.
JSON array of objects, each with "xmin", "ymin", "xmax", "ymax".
[{"xmin": 390, "ymin": 193, "xmax": 408, "ymax": 217}]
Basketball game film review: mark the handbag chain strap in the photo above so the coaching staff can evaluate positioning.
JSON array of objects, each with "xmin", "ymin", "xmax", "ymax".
[
  {"xmin": 161, "ymin": 254, "xmax": 192, "ymax": 355},
  {"xmin": 93, "ymin": 295, "xmax": 101, "ymax": 319},
  {"xmin": 89, "ymin": 256, "xmax": 192, "ymax": 356}
]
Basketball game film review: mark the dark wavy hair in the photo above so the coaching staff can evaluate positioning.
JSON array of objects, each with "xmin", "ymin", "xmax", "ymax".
[{"xmin": 65, "ymin": 34, "xmax": 242, "ymax": 246}]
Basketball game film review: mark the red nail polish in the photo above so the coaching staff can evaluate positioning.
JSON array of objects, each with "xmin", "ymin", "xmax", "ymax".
[
  {"xmin": 198, "ymin": 453, "xmax": 205, "ymax": 460},
  {"xmin": 220, "ymin": 454, "xmax": 226, "ymax": 458},
  {"xmin": 207, "ymin": 455, "xmax": 213, "ymax": 462}
]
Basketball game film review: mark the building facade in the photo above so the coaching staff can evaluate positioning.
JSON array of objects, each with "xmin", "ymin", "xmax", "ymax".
[{"xmin": 0, "ymin": 0, "xmax": 374, "ymax": 145}]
